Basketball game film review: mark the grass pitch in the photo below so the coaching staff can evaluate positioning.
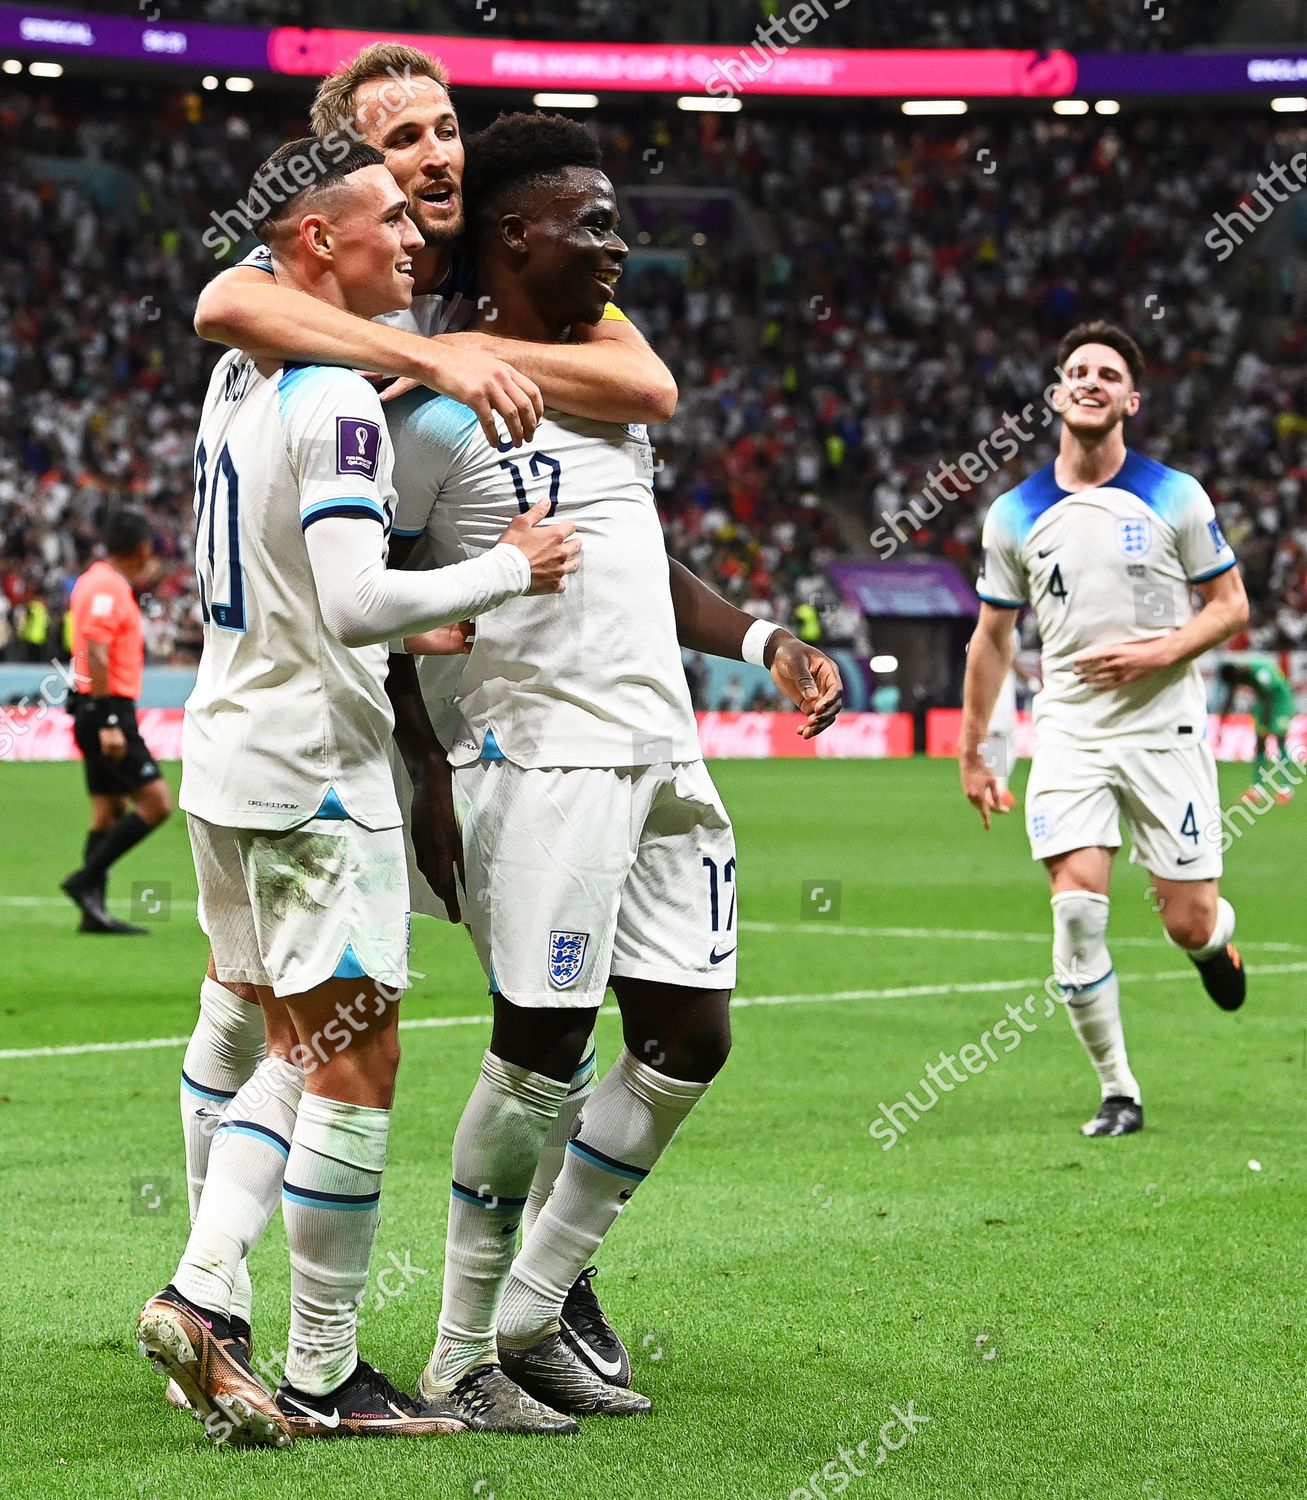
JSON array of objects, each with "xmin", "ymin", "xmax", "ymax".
[{"xmin": 2, "ymin": 756, "xmax": 1304, "ymax": 1500}]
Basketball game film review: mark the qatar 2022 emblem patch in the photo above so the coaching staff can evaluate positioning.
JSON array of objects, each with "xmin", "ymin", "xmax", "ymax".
[
  {"xmin": 548, "ymin": 930, "xmax": 590, "ymax": 989},
  {"xmin": 337, "ymin": 417, "xmax": 380, "ymax": 481},
  {"xmin": 1117, "ymin": 517, "xmax": 1152, "ymax": 558}
]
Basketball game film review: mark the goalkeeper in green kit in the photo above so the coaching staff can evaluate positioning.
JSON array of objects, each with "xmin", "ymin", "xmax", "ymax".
[{"xmin": 1217, "ymin": 658, "xmax": 1297, "ymax": 803}]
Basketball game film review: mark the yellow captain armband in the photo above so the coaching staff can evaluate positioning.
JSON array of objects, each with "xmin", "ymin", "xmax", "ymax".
[{"xmin": 601, "ymin": 303, "xmax": 631, "ymax": 323}]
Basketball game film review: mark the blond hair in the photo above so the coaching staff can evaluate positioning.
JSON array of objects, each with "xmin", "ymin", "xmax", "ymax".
[{"xmin": 309, "ymin": 42, "xmax": 450, "ymax": 138}]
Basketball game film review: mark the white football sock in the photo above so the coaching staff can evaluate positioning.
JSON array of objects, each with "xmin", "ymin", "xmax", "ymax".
[
  {"xmin": 522, "ymin": 1039, "xmax": 597, "ymax": 1240},
  {"xmin": 179, "ymin": 978, "xmax": 265, "ymax": 1324},
  {"xmin": 1174, "ymin": 896, "xmax": 1237, "ymax": 959},
  {"xmin": 1052, "ymin": 891, "xmax": 1140, "ymax": 1104},
  {"xmin": 282, "ymin": 1092, "xmax": 390, "ymax": 1396},
  {"xmin": 424, "ymin": 1052, "xmax": 568, "ymax": 1392},
  {"xmin": 498, "ymin": 1049, "xmax": 709, "ymax": 1348},
  {"xmin": 173, "ymin": 1054, "xmax": 303, "ymax": 1316}
]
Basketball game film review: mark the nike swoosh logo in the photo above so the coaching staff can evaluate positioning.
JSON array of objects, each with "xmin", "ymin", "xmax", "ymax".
[
  {"xmin": 1176, "ymin": 856, "xmax": 1199, "ymax": 866},
  {"xmin": 709, "ymin": 946, "xmax": 736, "ymax": 965},
  {"xmin": 282, "ymin": 1395, "xmax": 341, "ymax": 1428},
  {"xmin": 565, "ymin": 1328, "xmax": 624, "ymax": 1379},
  {"xmin": 1037, "ymin": 548, "xmax": 1057, "ymax": 558}
]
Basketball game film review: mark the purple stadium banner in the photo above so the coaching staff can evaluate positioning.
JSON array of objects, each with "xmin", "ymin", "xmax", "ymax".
[
  {"xmin": 1078, "ymin": 50, "xmax": 1307, "ymax": 95},
  {"xmin": 6, "ymin": 8, "xmax": 1307, "ymax": 98},
  {"xmin": 827, "ymin": 560, "xmax": 979, "ymax": 619},
  {"xmin": 0, "ymin": 8, "xmax": 269, "ymax": 69}
]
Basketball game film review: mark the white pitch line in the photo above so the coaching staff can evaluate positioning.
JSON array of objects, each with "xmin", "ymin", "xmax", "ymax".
[
  {"xmin": 5, "ymin": 962, "xmax": 1305, "ymax": 1062},
  {"xmin": 5, "ymin": 899, "xmax": 1303, "ymax": 955},
  {"xmin": 741, "ymin": 921, "xmax": 1307, "ymax": 953}
]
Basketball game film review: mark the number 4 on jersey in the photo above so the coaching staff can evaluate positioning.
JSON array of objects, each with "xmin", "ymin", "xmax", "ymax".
[{"xmin": 1047, "ymin": 562, "xmax": 1067, "ymax": 602}]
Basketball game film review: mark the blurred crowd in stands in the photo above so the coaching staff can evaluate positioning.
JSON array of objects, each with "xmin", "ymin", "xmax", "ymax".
[{"xmin": 2, "ymin": 80, "xmax": 1305, "ymax": 693}]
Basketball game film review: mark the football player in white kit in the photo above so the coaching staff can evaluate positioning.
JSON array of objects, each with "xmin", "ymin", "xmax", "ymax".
[
  {"xmin": 136, "ymin": 140, "xmax": 581, "ymax": 1446},
  {"xmin": 385, "ymin": 113, "xmax": 843, "ymax": 1429},
  {"xmin": 167, "ymin": 42, "xmax": 683, "ymax": 1408},
  {"xmin": 960, "ymin": 322, "xmax": 1250, "ymax": 1138}
]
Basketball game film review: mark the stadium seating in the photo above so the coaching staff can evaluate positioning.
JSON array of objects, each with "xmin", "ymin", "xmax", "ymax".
[{"xmin": 2, "ymin": 80, "xmax": 1305, "ymax": 680}]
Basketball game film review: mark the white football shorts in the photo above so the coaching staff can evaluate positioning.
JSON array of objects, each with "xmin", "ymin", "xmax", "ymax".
[
  {"xmin": 189, "ymin": 813, "xmax": 410, "ymax": 997},
  {"xmin": 1024, "ymin": 739, "xmax": 1223, "ymax": 880},
  {"xmin": 456, "ymin": 758, "xmax": 738, "ymax": 1007}
]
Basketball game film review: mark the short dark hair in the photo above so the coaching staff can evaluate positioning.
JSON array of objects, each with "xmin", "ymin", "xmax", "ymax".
[
  {"xmin": 103, "ymin": 508, "xmax": 152, "ymax": 557},
  {"xmin": 462, "ymin": 111, "xmax": 604, "ymax": 233},
  {"xmin": 1057, "ymin": 320, "xmax": 1144, "ymax": 387},
  {"xmin": 247, "ymin": 137, "xmax": 386, "ymax": 243}
]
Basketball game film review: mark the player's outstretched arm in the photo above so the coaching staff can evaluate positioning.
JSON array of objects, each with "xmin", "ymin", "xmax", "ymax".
[
  {"xmin": 434, "ymin": 313, "xmax": 677, "ymax": 426},
  {"xmin": 667, "ymin": 559, "xmax": 843, "ymax": 738},
  {"xmin": 194, "ymin": 266, "xmax": 543, "ymax": 446},
  {"xmin": 1072, "ymin": 566, "xmax": 1250, "ymax": 689},
  {"xmin": 960, "ymin": 602, "xmax": 1018, "ymax": 830}
]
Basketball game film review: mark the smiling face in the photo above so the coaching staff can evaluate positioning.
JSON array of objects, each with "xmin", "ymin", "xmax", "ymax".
[
  {"xmin": 353, "ymin": 72, "xmax": 464, "ymax": 248},
  {"xmin": 306, "ymin": 164, "xmax": 424, "ymax": 319},
  {"xmin": 510, "ymin": 166, "xmax": 628, "ymax": 328},
  {"xmin": 1054, "ymin": 341, "xmax": 1141, "ymax": 438}
]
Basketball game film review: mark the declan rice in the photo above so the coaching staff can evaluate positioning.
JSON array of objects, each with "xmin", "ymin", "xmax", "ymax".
[{"xmin": 960, "ymin": 321, "xmax": 1250, "ymax": 1138}]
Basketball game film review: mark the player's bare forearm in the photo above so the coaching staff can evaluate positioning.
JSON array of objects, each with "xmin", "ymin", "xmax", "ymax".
[
  {"xmin": 385, "ymin": 651, "xmax": 445, "ymax": 778},
  {"xmin": 960, "ymin": 610, "xmax": 1016, "ymax": 829},
  {"xmin": 448, "ymin": 316, "xmax": 677, "ymax": 425},
  {"xmin": 198, "ymin": 269, "xmax": 543, "ymax": 447},
  {"xmin": 385, "ymin": 652, "xmax": 464, "ymax": 921},
  {"xmin": 1161, "ymin": 567, "xmax": 1250, "ymax": 666},
  {"xmin": 195, "ymin": 268, "xmax": 440, "ymax": 379},
  {"xmin": 668, "ymin": 559, "xmax": 753, "ymax": 657},
  {"xmin": 667, "ymin": 560, "xmax": 842, "ymax": 735},
  {"xmin": 1074, "ymin": 568, "xmax": 1249, "ymax": 687},
  {"xmin": 960, "ymin": 607, "xmax": 1017, "ymax": 757}
]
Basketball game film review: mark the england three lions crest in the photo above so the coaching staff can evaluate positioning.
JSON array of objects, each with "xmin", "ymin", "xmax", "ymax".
[
  {"xmin": 1117, "ymin": 518, "xmax": 1152, "ymax": 558},
  {"xmin": 548, "ymin": 930, "xmax": 590, "ymax": 988}
]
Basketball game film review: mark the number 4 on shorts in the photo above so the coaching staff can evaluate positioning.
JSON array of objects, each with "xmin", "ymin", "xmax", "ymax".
[{"xmin": 1179, "ymin": 802, "xmax": 1199, "ymax": 844}]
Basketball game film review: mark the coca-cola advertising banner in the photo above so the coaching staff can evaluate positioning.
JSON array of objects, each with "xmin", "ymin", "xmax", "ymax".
[{"xmin": 1, "ymin": 709, "xmax": 914, "ymax": 762}]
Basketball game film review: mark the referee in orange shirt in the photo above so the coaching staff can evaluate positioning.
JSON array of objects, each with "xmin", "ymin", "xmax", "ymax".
[{"xmin": 61, "ymin": 509, "xmax": 173, "ymax": 934}]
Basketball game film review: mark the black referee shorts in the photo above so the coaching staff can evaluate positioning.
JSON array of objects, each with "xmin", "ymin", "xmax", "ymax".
[{"xmin": 69, "ymin": 695, "xmax": 162, "ymax": 797}]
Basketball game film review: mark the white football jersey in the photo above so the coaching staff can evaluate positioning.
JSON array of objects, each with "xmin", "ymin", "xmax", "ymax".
[
  {"xmin": 978, "ymin": 449, "xmax": 1237, "ymax": 749},
  {"xmin": 237, "ymin": 241, "xmax": 479, "ymax": 744},
  {"xmin": 387, "ymin": 395, "xmax": 700, "ymax": 769},
  {"xmin": 181, "ymin": 351, "xmax": 404, "ymax": 830}
]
